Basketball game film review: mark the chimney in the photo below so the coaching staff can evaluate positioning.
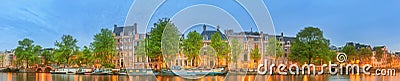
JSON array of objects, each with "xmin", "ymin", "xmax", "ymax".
[
  {"xmin": 281, "ymin": 32, "xmax": 284, "ymax": 37},
  {"xmin": 203, "ymin": 24, "xmax": 206, "ymax": 31},
  {"xmin": 217, "ymin": 25, "xmax": 220, "ymax": 31},
  {"xmin": 134, "ymin": 23, "xmax": 138, "ymax": 34},
  {"xmin": 114, "ymin": 24, "xmax": 117, "ymax": 29}
]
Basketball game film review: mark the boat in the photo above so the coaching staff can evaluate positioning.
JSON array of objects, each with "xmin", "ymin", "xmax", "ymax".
[
  {"xmin": 66, "ymin": 71, "xmax": 76, "ymax": 75},
  {"xmin": 76, "ymin": 68, "xmax": 93, "ymax": 75},
  {"xmin": 66, "ymin": 68, "xmax": 78, "ymax": 75},
  {"xmin": 51, "ymin": 68, "xmax": 68, "ymax": 74},
  {"xmin": 156, "ymin": 69, "xmax": 175, "ymax": 76},
  {"xmin": 91, "ymin": 69, "xmax": 107, "ymax": 75},
  {"xmin": 84, "ymin": 72, "xmax": 93, "ymax": 75},
  {"xmin": 89, "ymin": 68, "xmax": 112, "ymax": 75},
  {"xmin": 170, "ymin": 66, "xmax": 227, "ymax": 76},
  {"xmin": 207, "ymin": 68, "xmax": 227, "ymax": 75},
  {"xmin": 104, "ymin": 68, "xmax": 113, "ymax": 75},
  {"xmin": 126, "ymin": 68, "xmax": 154, "ymax": 75},
  {"xmin": 118, "ymin": 68, "xmax": 128, "ymax": 75}
]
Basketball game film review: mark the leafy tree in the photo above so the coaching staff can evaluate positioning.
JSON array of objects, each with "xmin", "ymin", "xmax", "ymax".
[
  {"xmin": 135, "ymin": 39, "xmax": 147, "ymax": 63},
  {"xmin": 341, "ymin": 45, "xmax": 358, "ymax": 61},
  {"xmin": 14, "ymin": 38, "xmax": 41, "ymax": 68},
  {"xmin": 289, "ymin": 27, "xmax": 332, "ymax": 64},
  {"xmin": 31, "ymin": 45, "xmax": 42, "ymax": 65},
  {"xmin": 0, "ymin": 54, "xmax": 4, "ymax": 67},
  {"xmin": 265, "ymin": 38, "xmax": 284, "ymax": 59},
  {"xmin": 92, "ymin": 28, "xmax": 117, "ymax": 68},
  {"xmin": 41, "ymin": 50, "xmax": 53, "ymax": 65},
  {"xmin": 359, "ymin": 48, "xmax": 373, "ymax": 61},
  {"xmin": 69, "ymin": 50, "xmax": 81, "ymax": 66},
  {"xmin": 250, "ymin": 45, "xmax": 261, "ymax": 67},
  {"xmin": 148, "ymin": 18, "xmax": 171, "ymax": 69},
  {"xmin": 54, "ymin": 35, "xmax": 79, "ymax": 68},
  {"xmin": 78, "ymin": 46, "xmax": 94, "ymax": 67},
  {"xmin": 229, "ymin": 38, "xmax": 243, "ymax": 69},
  {"xmin": 210, "ymin": 31, "xmax": 230, "ymax": 67},
  {"xmin": 375, "ymin": 47, "xmax": 384, "ymax": 60},
  {"xmin": 161, "ymin": 22, "xmax": 180, "ymax": 68},
  {"xmin": 182, "ymin": 31, "xmax": 203, "ymax": 66}
]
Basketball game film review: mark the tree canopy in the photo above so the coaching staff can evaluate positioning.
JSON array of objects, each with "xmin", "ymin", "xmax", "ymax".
[
  {"xmin": 161, "ymin": 22, "xmax": 180, "ymax": 67},
  {"xmin": 341, "ymin": 45, "xmax": 358, "ymax": 61},
  {"xmin": 210, "ymin": 31, "xmax": 230, "ymax": 66},
  {"xmin": 289, "ymin": 27, "xmax": 333, "ymax": 64},
  {"xmin": 91, "ymin": 28, "xmax": 116, "ymax": 68},
  {"xmin": 54, "ymin": 35, "xmax": 79, "ymax": 68},
  {"xmin": 182, "ymin": 31, "xmax": 203, "ymax": 61},
  {"xmin": 14, "ymin": 38, "xmax": 42, "ymax": 68},
  {"xmin": 265, "ymin": 38, "xmax": 283, "ymax": 59}
]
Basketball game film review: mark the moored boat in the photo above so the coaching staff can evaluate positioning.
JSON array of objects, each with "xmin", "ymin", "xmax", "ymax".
[
  {"xmin": 51, "ymin": 68, "xmax": 68, "ymax": 74},
  {"xmin": 126, "ymin": 68, "xmax": 154, "ymax": 75}
]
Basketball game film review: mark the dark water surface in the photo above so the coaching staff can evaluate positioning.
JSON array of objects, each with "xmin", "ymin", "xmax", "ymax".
[{"xmin": 0, "ymin": 73, "xmax": 399, "ymax": 81}]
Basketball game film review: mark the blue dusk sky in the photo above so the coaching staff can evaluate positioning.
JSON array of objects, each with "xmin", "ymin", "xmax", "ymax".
[{"xmin": 0, "ymin": 0, "xmax": 399, "ymax": 51}]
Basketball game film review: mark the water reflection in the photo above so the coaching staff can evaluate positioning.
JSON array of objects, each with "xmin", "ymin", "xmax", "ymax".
[{"xmin": 0, "ymin": 73, "xmax": 399, "ymax": 81}]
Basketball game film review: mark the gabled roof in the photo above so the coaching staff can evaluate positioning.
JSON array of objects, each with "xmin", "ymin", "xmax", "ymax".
[
  {"xmin": 200, "ymin": 30, "xmax": 227, "ymax": 40},
  {"xmin": 113, "ymin": 25, "xmax": 136, "ymax": 36}
]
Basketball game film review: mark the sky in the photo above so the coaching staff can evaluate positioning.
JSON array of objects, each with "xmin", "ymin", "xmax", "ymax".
[{"xmin": 0, "ymin": 0, "xmax": 400, "ymax": 51}]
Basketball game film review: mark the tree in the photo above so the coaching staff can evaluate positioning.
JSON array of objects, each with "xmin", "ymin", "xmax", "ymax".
[
  {"xmin": 54, "ymin": 35, "xmax": 79, "ymax": 68},
  {"xmin": 289, "ymin": 27, "xmax": 332, "ymax": 64},
  {"xmin": 161, "ymin": 22, "xmax": 180, "ymax": 68},
  {"xmin": 250, "ymin": 45, "xmax": 261, "ymax": 67},
  {"xmin": 91, "ymin": 28, "xmax": 117, "ymax": 68},
  {"xmin": 41, "ymin": 50, "xmax": 53, "ymax": 65},
  {"xmin": 148, "ymin": 18, "xmax": 171, "ymax": 69},
  {"xmin": 359, "ymin": 48, "xmax": 373, "ymax": 62},
  {"xmin": 14, "ymin": 38, "xmax": 41, "ymax": 69},
  {"xmin": 135, "ymin": 39, "xmax": 147, "ymax": 65},
  {"xmin": 0, "ymin": 54, "xmax": 4, "ymax": 67},
  {"xmin": 229, "ymin": 38, "xmax": 243, "ymax": 69},
  {"xmin": 30, "ymin": 45, "xmax": 42, "ymax": 66},
  {"xmin": 210, "ymin": 31, "xmax": 230, "ymax": 67},
  {"xmin": 375, "ymin": 47, "xmax": 384, "ymax": 61},
  {"xmin": 182, "ymin": 31, "xmax": 203, "ymax": 66},
  {"xmin": 78, "ymin": 46, "xmax": 94, "ymax": 67},
  {"xmin": 265, "ymin": 38, "xmax": 284, "ymax": 59},
  {"xmin": 341, "ymin": 45, "xmax": 358, "ymax": 61}
]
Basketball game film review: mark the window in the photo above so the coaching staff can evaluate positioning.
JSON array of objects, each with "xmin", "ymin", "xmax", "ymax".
[
  {"xmin": 139, "ymin": 35, "xmax": 143, "ymax": 39},
  {"xmin": 254, "ymin": 38, "xmax": 259, "ymax": 41},
  {"xmin": 135, "ymin": 42, "xmax": 139, "ymax": 46},
  {"xmin": 244, "ymin": 54, "xmax": 248, "ymax": 61}
]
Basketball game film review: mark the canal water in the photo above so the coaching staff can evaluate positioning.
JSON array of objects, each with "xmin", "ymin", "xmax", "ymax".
[{"xmin": 0, "ymin": 73, "xmax": 399, "ymax": 81}]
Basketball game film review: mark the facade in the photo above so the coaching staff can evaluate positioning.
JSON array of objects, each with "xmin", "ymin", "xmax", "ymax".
[
  {"xmin": 225, "ymin": 29, "xmax": 295, "ymax": 68},
  {"xmin": 0, "ymin": 52, "xmax": 5, "ymax": 67},
  {"xmin": 113, "ymin": 24, "xmax": 146, "ymax": 69},
  {"xmin": 346, "ymin": 42, "xmax": 372, "ymax": 50},
  {"xmin": 0, "ymin": 50, "xmax": 15, "ymax": 68},
  {"xmin": 395, "ymin": 51, "xmax": 400, "ymax": 56},
  {"xmin": 372, "ymin": 46, "xmax": 389, "ymax": 67},
  {"xmin": 200, "ymin": 24, "xmax": 227, "ymax": 46},
  {"xmin": 200, "ymin": 25, "xmax": 228, "ymax": 67}
]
